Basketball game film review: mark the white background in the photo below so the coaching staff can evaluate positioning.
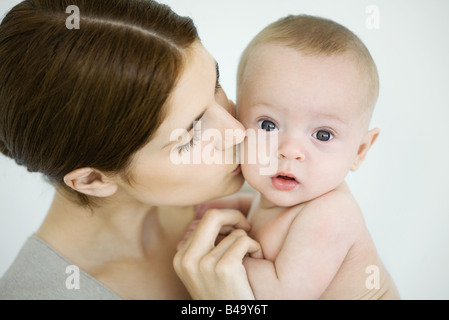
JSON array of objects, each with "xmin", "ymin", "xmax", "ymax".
[{"xmin": 1, "ymin": 0, "xmax": 449, "ymax": 299}]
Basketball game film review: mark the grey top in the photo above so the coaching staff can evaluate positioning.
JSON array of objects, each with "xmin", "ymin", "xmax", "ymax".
[{"xmin": 0, "ymin": 235, "xmax": 121, "ymax": 300}]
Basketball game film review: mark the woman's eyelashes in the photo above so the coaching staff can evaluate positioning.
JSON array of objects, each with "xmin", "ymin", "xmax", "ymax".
[
  {"xmin": 178, "ymin": 126, "xmax": 201, "ymax": 154},
  {"xmin": 215, "ymin": 62, "xmax": 221, "ymax": 93},
  {"xmin": 215, "ymin": 80, "xmax": 222, "ymax": 92}
]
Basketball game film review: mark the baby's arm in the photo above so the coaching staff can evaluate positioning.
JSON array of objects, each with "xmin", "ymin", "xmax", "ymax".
[{"xmin": 244, "ymin": 193, "xmax": 361, "ymax": 299}]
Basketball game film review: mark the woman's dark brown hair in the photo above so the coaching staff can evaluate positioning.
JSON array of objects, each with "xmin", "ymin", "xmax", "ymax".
[{"xmin": 0, "ymin": 0, "xmax": 199, "ymax": 206}]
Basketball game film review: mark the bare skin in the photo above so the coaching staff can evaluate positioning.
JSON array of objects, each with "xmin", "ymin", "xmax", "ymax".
[
  {"xmin": 237, "ymin": 44, "xmax": 399, "ymax": 299},
  {"xmin": 36, "ymin": 42, "xmax": 256, "ymax": 300},
  {"xmin": 244, "ymin": 183, "xmax": 399, "ymax": 299}
]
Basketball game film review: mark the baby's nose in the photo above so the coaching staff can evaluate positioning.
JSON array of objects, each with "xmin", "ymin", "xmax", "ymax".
[{"xmin": 278, "ymin": 138, "xmax": 305, "ymax": 161}]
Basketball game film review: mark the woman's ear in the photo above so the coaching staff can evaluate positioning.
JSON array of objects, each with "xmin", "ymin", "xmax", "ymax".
[
  {"xmin": 351, "ymin": 128, "xmax": 380, "ymax": 171},
  {"xmin": 63, "ymin": 168, "xmax": 118, "ymax": 197}
]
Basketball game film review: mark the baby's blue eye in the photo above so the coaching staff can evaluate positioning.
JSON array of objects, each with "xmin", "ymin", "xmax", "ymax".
[
  {"xmin": 258, "ymin": 120, "xmax": 278, "ymax": 132},
  {"xmin": 313, "ymin": 130, "xmax": 333, "ymax": 141}
]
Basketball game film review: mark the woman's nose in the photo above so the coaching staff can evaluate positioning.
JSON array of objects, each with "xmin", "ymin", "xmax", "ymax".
[
  {"xmin": 278, "ymin": 136, "xmax": 305, "ymax": 161},
  {"xmin": 215, "ymin": 105, "xmax": 246, "ymax": 151}
]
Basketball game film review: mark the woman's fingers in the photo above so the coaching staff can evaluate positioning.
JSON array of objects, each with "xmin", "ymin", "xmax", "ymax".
[
  {"xmin": 177, "ymin": 222, "xmax": 235, "ymax": 251},
  {"xmin": 179, "ymin": 209, "xmax": 251, "ymax": 255},
  {"xmin": 219, "ymin": 230, "xmax": 263, "ymax": 261},
  {"xmin": 173, "ymin": 209, "xmax": 262, "ymax": 300},
  {"xmin": 176, "ymin": 219, "xmax": 201, "ymax": 251}
]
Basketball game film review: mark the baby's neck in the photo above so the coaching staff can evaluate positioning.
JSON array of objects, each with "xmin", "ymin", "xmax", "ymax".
[
  {"xmin": 256, "ymin": 181, "xmax": 350, "ymax": 214},
  {"xmin": 250, "ymin": 192, "xmax": 306, "ymax": 218}
]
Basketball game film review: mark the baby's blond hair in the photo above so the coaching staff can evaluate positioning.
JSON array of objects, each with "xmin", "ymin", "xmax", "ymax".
[{"xmin": 237, "ymin": 15, "xmax": 379, "ymax": 112}]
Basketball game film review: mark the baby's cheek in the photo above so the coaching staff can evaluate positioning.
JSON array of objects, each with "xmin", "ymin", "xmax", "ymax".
[
  {"xmin": 314, "ymin": 158, "xmax": 350, "ymax": 188},
  {"xmin": 241, "ymin": 163, "xmax": 263, "ymax": 188},
  {"xmin": 240, "ymin": 162, "xmax": 255, "ymax": 180}
]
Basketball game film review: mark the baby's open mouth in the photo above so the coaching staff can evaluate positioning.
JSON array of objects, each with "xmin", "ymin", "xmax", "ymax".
[
  {"xmin": 271, "ymin": 173, "xmax": 299, "ymax": 191},
  {"xmin": 277, "ymin": 175, "xmax": 297, "ymax": 182}
]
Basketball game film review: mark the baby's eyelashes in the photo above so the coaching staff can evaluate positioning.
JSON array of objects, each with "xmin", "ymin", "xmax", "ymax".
[
  {"xmin": 313, "ymin": 130, "xmax": 334, "ymax": 142},
  {"xmin": 258, "ymin": 119, "xmax": 278, "ymax": 131}
]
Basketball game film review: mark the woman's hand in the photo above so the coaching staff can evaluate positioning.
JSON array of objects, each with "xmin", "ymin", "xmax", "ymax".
[
  {"xmin": 194, "ymin": 192, "xmax": 255, "ymax": 219},
  {"xmin": 173, "ymin": 209, "xmax": 262, "ymax": 300}
]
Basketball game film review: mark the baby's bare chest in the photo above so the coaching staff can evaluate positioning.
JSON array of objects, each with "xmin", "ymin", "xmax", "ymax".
[{"xmin": 248, "ymin": 208, "xmax": 300, "ymax": 262}]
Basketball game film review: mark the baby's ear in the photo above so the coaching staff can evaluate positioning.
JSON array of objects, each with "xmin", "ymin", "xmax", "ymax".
[{"xmin": 351, "ymin": 128, "xmax": 380, "ymax": 171}]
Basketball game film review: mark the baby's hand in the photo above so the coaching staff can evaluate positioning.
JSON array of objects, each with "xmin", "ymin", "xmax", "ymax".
[
  {"xmin": 182, "ymin": 193, "xmax": 255, "ymax": 250},
  {"xmin": 177, "ymin": 214, "xmax": 243, "ymax": 251}
]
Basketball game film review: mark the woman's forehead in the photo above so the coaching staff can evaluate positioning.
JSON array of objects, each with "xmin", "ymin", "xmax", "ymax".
[{"xmin": 154, "ymin": 43, "xmax": 216, "ymax": 139}]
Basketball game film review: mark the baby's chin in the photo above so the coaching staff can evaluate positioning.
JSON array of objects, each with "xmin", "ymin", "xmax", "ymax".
[{"xmin": 261, "ymin": 191, "xmax": 307, "ymax": 208}]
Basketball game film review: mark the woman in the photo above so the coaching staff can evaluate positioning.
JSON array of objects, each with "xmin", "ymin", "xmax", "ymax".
[{"xmin": 0, "ymin": 0, "xmax": 259, "ymax": 299}]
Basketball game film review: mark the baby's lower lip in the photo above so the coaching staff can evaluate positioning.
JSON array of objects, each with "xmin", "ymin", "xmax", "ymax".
[{"xmin": 271, "ymin": 176, "xmax": 299, "ymax": 191}]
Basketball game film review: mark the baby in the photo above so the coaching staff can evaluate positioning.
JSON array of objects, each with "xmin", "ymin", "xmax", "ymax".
[{"xmin": 236, "ymin": 15, "xmax": 400, "ymax": 299}]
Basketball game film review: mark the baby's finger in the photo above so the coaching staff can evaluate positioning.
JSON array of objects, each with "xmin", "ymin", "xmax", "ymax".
[
  {"xmin": 208, "ymin": 229, "xmax": 262, "ymax": 262},
  {"xmin": 218, "ymin": 225, "xmax": 236, "ymax": 236},
  {"xmin": 220, "ymin": 235, "xmax": 263, "ymax": 263},
  {"xmin": 180, "ymin": 209, "xmax": 250, "ymax": 256}
]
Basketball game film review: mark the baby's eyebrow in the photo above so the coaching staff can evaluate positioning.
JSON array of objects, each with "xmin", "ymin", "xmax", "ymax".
[
  {"xmin": 249, "ymin": 103, "xmax": 276, "ymax": 111},
  {"xmin": 249, "ymin": 103, "xmax": 347, "ymax": 125},
  {"xmin": 317, "ymin": 112, "xmax": 345, "ymax": 123}
]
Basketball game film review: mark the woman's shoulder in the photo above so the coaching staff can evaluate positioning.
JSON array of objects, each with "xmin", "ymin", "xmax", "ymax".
[{"xmin": 0, "ymin": 235, "xmax": 121, "ymax": 300}]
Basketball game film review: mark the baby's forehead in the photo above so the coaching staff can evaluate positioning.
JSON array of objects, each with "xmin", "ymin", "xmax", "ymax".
[
  {"xmin": 242, "ymin": 44, "xmax": 373, "ymax": 111},
  {"xmin": 250, "ymin": 43, "xmax": 359, "ymax": 69},
  {"xmin": 244, "ymin": 98, "xmax": 359, "ymax": 122}
]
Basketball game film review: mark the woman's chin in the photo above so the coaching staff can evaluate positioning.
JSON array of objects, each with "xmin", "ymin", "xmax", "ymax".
[{"xmin": 224, "ymin": 172, "xmax": 245, "ymax": 195}]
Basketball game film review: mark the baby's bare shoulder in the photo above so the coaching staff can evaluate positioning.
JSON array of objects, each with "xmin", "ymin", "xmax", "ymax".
[{"xmin": 298, "ymin": 183, "xmax": 365, "ymax": 233}]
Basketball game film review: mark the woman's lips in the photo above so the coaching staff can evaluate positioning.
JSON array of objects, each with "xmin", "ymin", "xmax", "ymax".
[{"xmin": 271, "ymin": 173, "xmax": 299, "ymax": 191}]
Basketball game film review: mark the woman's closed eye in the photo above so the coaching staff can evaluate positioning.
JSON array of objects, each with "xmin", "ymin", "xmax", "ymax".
[
  {"xmin": 215, "ymin": 62, "xmax": 222, "ymax": 93},
  {"xmin": 178, "ymin": 125, "xmax": 201, "ymax": 154}
]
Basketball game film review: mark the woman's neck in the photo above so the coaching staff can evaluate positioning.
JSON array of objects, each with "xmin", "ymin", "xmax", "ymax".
[
  {"xmin": 36, "ymin": 191, "xmax": 174, "ymax": 269},
  {"xmin": 36, "ymin": 191, "xmax": 194, "ymax": 299}
]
